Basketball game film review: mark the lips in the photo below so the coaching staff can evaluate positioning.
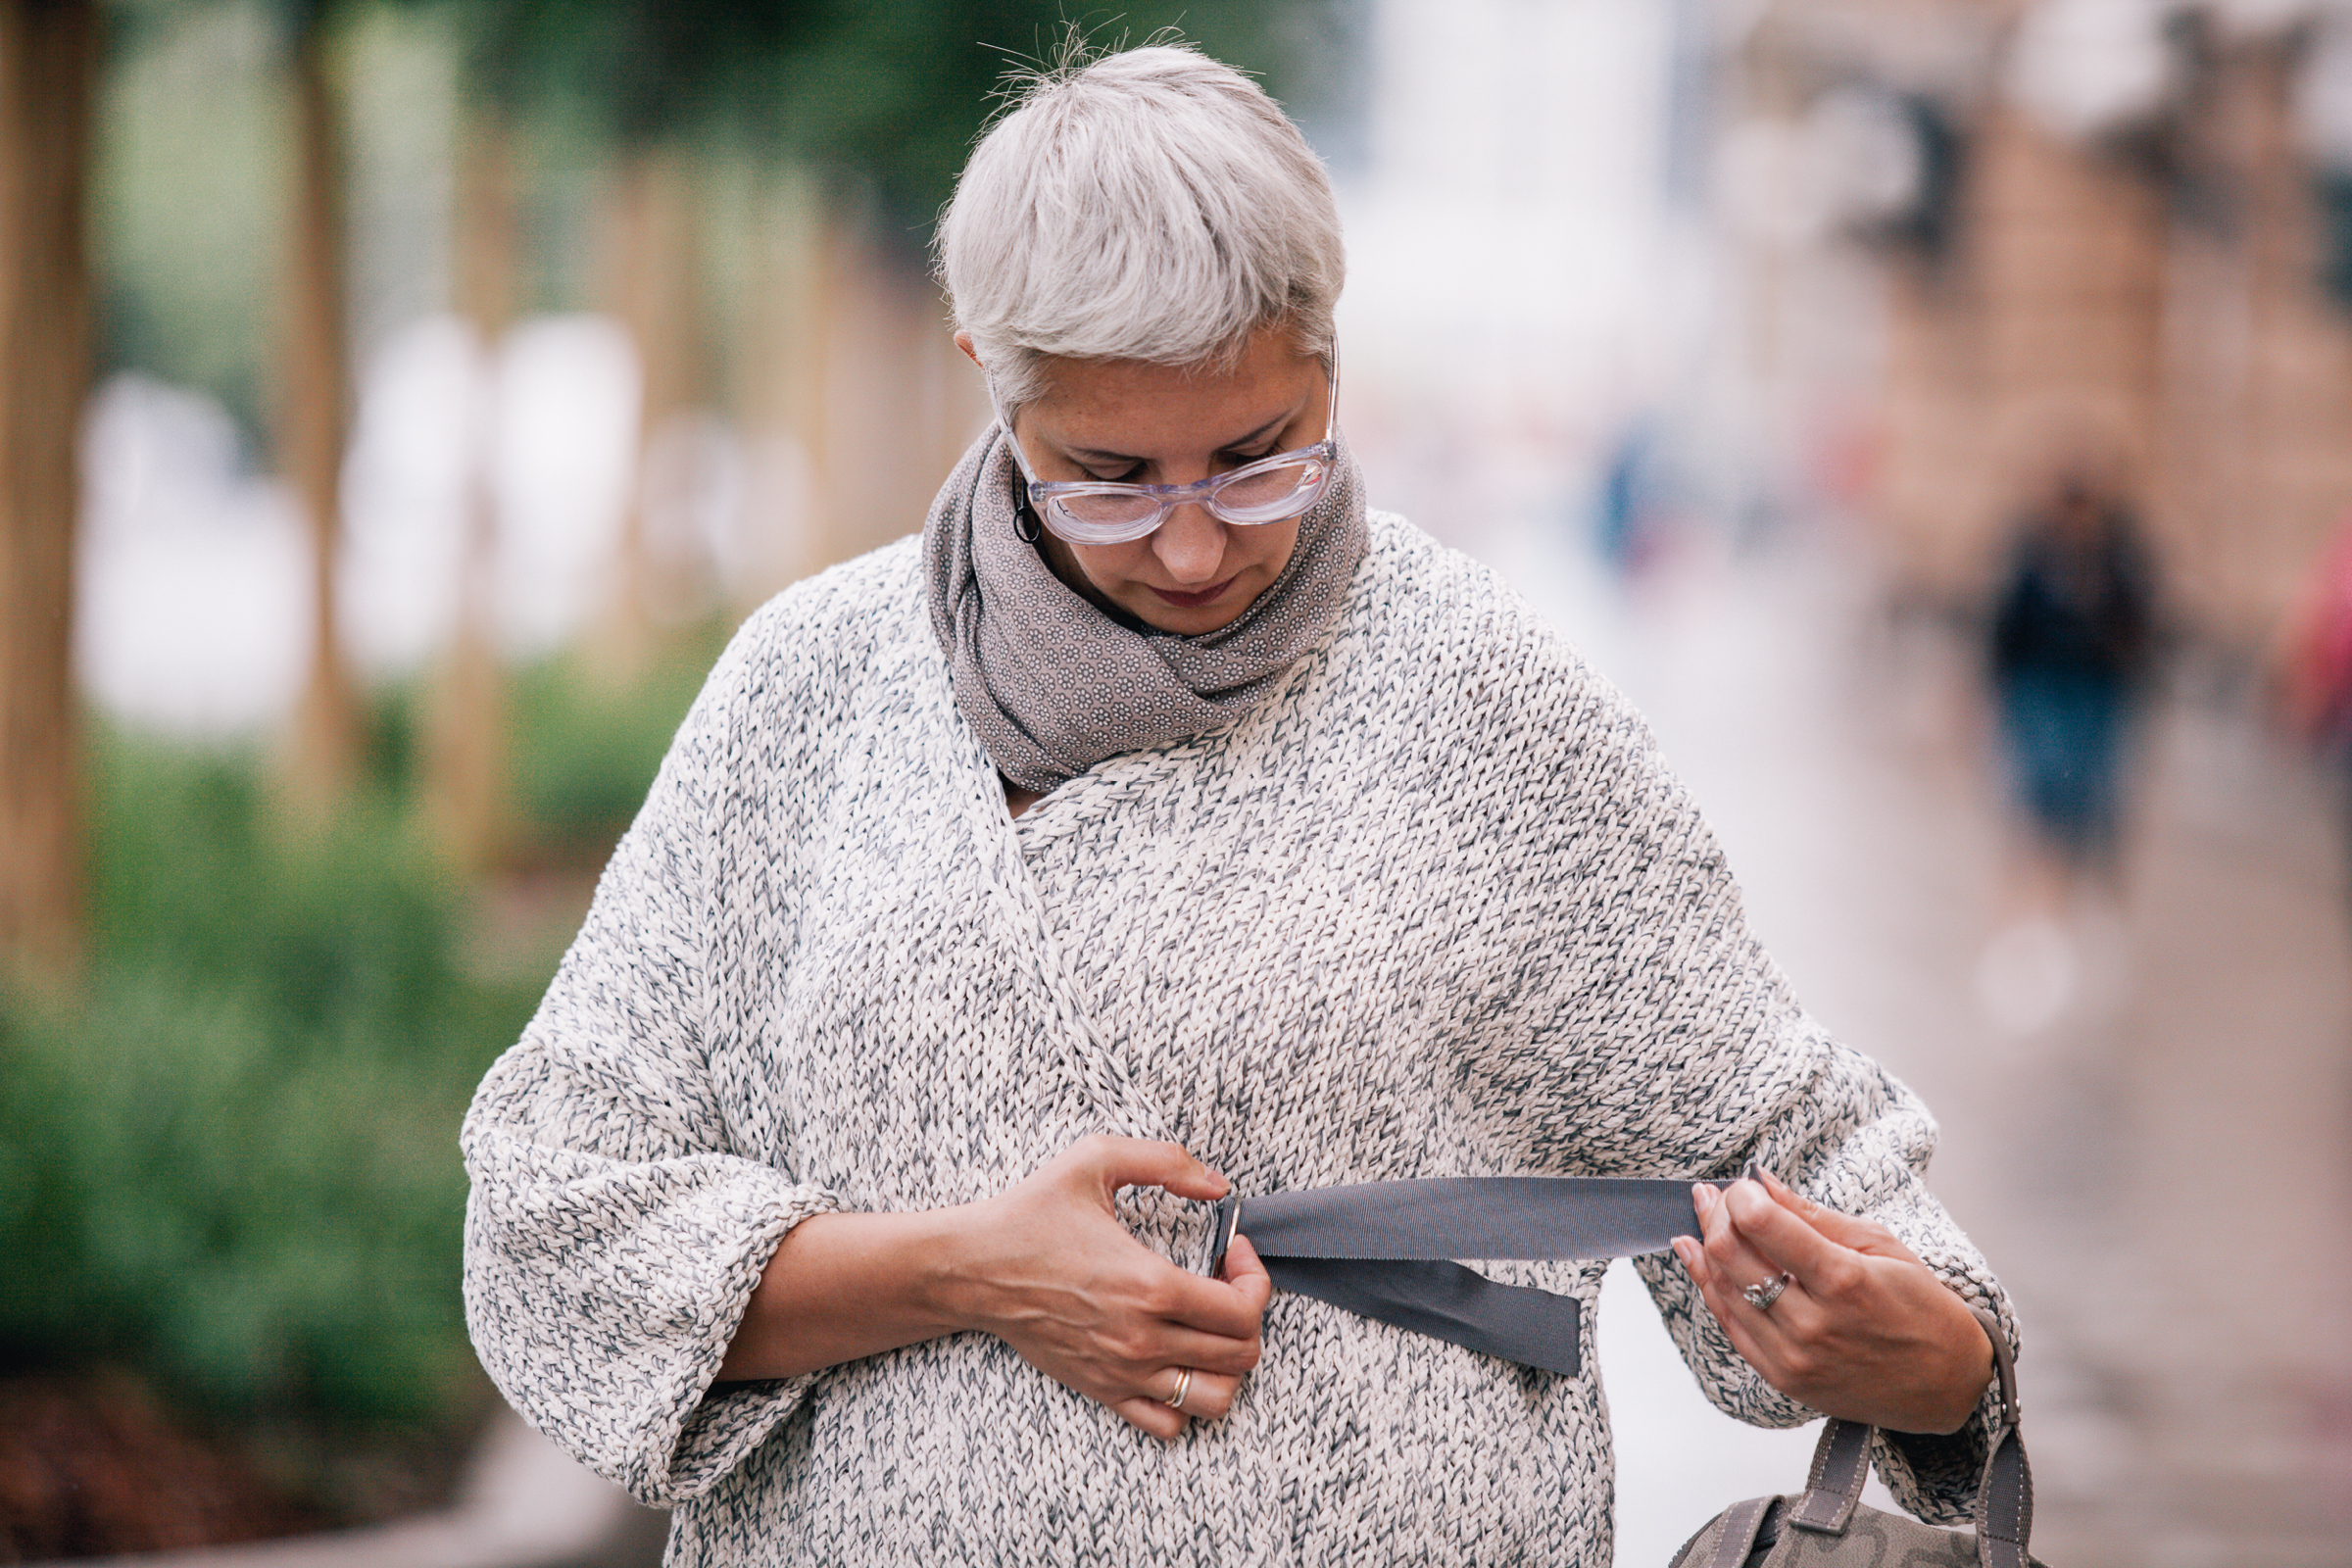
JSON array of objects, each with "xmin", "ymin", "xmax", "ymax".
[{"xmin": 1147, "ymin": 575, "xmax": 1240, "ymax": 610}]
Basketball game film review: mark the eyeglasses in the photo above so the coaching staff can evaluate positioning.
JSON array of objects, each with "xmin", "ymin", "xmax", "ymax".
[{"xmin": 999, "ymin": 365, "xmax": 1339, "ymax": 547}]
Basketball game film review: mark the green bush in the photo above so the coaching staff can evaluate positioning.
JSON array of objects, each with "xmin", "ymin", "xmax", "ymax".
[
  {"xmin": 0, "ymin": 736, "xmax": 544, "ymax": 1426},
  {"xmin": 0, "ymin": 639, "xmax": 724, "ymax": 1438},
  {"xmin": 507, "ymin": 638, "xmax": 721, "ymax": 856}
]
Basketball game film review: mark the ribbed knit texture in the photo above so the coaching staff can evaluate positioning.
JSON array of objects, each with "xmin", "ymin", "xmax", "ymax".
[{"xmin": 461, "ymin": 514, "xmax": 2015, "ymax": 1567}]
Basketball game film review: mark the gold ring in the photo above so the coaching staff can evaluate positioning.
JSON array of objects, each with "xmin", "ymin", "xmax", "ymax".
[{"xmin": 1163, "ymin": 1366, "xmax": 1194, "ymax": 1410}]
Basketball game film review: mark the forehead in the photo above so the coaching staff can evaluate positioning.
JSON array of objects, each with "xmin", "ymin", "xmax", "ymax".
[{"xmin": 1026, "ymin": 325, "xmax": 1320, "ymax": 450}]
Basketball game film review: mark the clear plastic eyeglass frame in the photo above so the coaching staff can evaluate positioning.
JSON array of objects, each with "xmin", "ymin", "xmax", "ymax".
[{"xmin": 997, "ymin": 362, "xmax": 1340, "ymax": 547}]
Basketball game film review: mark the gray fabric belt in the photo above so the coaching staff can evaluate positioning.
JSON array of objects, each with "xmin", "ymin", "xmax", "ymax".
[{"xmin": 1205, "ymin": 1177, "xmax": 1713, "ymax": 1376}]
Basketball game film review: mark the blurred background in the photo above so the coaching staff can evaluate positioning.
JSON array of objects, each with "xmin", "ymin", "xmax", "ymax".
[{"xmin": 2, "ymin": 0, "xmax": 2350, "ymax": 1562}]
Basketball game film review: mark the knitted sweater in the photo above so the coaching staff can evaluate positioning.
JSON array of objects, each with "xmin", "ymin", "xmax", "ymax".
[{"xmin": 461, "ymin": 513, "xmax": 2013, "ymax": 1566}]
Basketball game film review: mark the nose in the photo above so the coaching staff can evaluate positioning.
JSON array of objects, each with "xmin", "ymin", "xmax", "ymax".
[{"xmin": 1150, "ymin": 500, "xmax": 1228, "ymax": 586}]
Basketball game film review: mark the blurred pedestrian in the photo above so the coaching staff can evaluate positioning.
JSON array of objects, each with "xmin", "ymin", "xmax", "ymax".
[
  {"xmin": 462, "ymin": 41, "xmax": 2009, "ymax": 1565},
  {"xmin": 1594, "ymin": 416, "xmax": 1667, "ymax": 576},
  {"xmin": 2285, "ymin": 511, "xmax": 2352, "ymax": 895},
  {"xmin": 1971, "ymin": 469, "xmax": 2160, "ymax": 1034},
  {"xmin": 1986, "ymin": 470, "xmax": 2162, "ymax": 890}
]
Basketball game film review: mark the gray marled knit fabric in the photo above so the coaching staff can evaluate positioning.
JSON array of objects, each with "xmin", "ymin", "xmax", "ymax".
[
  {"xmin": 461, "ymin": 513, "xmax": 2015, "ymax": 1567},
  {"xmin": 923, "ymin": 422, "xmax": 1368, "ymax": 793}
]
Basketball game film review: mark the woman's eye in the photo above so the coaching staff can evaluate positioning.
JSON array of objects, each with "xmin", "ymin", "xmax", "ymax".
[{"xmin": 1078, "ymin": 449, "xmax": 1275, "ymax": 481}]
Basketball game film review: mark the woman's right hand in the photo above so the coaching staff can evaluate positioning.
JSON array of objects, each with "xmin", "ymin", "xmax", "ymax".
[
  {"xmin": 949, "ymin": 1135, "xmax": 1272, "ymax": 1440},
  {"xmin": 716, "ymin": 1135, "xmax": 1270, "ymax": 1440}
]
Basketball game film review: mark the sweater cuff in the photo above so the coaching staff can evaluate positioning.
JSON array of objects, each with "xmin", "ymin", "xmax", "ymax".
[
  {"xmin": 1870, "ymin": 1295, "xmax": 2018, "ymax": 1527},
  {"xmin": 625, "ymin": 1187, "xmax": 842, "ymax": 1505}
]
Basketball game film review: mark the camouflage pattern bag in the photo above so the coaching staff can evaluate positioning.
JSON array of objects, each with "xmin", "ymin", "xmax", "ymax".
[{"xmin": 1667, "ymin": 1309, "xmax": 2042, "ymax": 1568}]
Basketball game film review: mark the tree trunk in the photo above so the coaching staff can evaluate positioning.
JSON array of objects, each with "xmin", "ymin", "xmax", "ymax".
[
  {"xmin": 422, "ymin": 104, "xmax": 515, "ymax": 875},
  {"xmin": 0, "ymin": 0, "xmax": 100, "ymax": 990},
  {"xmin": 592, "ymin": 144, "xmax": 703, "ymax": 688},
  {"xmin": 277, "ymin": 13, "xmax": 360, "ymax": 817},
  {"xmin": 730, "ymin": 163, "xmax": 828, "ymax": 609}
]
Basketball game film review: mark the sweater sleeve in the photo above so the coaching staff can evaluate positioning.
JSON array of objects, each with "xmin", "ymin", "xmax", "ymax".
[
  {"xmin": 1442, "ymin": 561, "xmax": 2018, "ymax": 1527},
  {"xmin": 1627, "ymin": 1017, "xmax": 2020, "ymax": 1527},
  {"xmin": 461, "ymin": 624, "xmax": 842, "ymax": 1507}
]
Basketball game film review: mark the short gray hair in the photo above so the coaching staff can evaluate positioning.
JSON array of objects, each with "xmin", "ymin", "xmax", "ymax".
[{"xmin": 935, "ymin": 42, "xmax": 1345, "ymax": 416}]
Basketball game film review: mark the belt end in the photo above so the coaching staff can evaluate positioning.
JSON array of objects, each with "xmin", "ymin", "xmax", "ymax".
[{"xmin": 1206, "ymin": 1194, "xmax": 1240, "ymax": 1276}]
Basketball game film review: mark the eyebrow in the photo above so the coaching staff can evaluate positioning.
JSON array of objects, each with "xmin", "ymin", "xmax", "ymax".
[{"xmin": 1061, "ymin": 409, "xmax": 1297, "ymax": 466}]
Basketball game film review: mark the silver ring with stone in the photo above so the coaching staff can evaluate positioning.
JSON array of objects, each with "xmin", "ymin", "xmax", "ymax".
[
  {"xmin": 1741, "ymin": 1271, "xmax": 1792, "ymax": 1312},
  {"xmin": 1163, "ymin": 1366, "xmax": 1194, "ymax": 1410}
]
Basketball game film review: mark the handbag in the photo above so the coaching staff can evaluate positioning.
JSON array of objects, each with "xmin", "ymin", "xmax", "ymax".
[{"xmin": 1666, "ymin": 1307, "xmax": 2040, "ymax": 1567}]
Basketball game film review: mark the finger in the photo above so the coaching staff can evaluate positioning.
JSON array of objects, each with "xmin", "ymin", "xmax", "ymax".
[
  {"xmin": 1675, "ymin": 1231, "xmax": 1797, "ymax": 1373},
  {"xmin": 1076, "ymin": 1135, "xmax": 1231, "ymax": 1203},
  {"xmin": 1154, "ymin": 1267, "xmax": 1270, "ymax": 1345},
  {"xmin": 1672, "ymin": 1234, "xmax": 1713, "ymax": 1296},
  {"xmin": 1674, "ymin": 1233, "xmax": 1765, "ymax": 1358},
  {"xmin": 1219, "ymin": 1233, "xmax": 1273, "ymax": 1312},
  {"xmin": 1675, "ymin": 1227, "xmax": 1753, "ymax": 1323},
  {"xmin": 1105, "ymin": 1364, "xmax": 1241, "ymax": 1438},
  {"xmin": 1695, "ymin": 1180, "xmax": 1768, "ymax": 1261},
  {"xmin": 1154, "ymin": 1236, "xmax": 1278, "ymax": 1341},
  {"xmin": 1137, "ymin": 1364, "xmax": 1242, "ymax": 1421},
  {"xmin": 1681, "ymin": 1198, "xmax": 1807, "ymax": 1334},
  {"xmin": 1172, "ymin": 1368, "xmax": 1242, "ymax": 1421},
  {"xmin": 1675, "ymin": 1228, "xmax": 1762, "ymax": 1316},
  {"xmin": 1110, "ymin": 1395, "xmax": 1188, "ymax": 1441},
  {"xmin": 1753, "ymin": 1168, "xmax": 1920, "ymax": 1261},
  {"xmin": 1152, "ymin": 1322, "xmax": 1263, "ymax": 1378},
  {"xmin": 1720, "ymin": 1176, "xmax": 1849, "ymax": 1292},
  {"xmin": 1687, "ymin": 1187, "xmax": 1749, "ymax": 1294},
  {"xmin": 1696, "ymin": 1180, "xmax": 1788, "ymax": 1296}
]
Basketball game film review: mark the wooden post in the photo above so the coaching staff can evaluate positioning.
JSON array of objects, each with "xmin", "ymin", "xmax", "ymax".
[
  {"xmin": 593, "ymin": 144, "xmax": 703, "ymax": 688},
  {"xmin": 422, "ymin": 105, "xmax": 516, "ymax": 875},
  {"xmin": 0, "ymin": 0, "xmax": 101, "ymax": 989},
  {"xmin": 278, "ymin": 10, "xmax": 362, "ymax": 817}
]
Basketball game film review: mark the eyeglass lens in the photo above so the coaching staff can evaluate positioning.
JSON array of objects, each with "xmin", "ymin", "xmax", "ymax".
[{"xmin": 1053, "ymin": 456, "xmax": 1329, "ymax": 530}]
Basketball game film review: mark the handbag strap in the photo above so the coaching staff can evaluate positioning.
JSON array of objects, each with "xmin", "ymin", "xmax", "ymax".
[
  {"xmin": 1972, "ymin": 1302, "xmax": 2033, "ymax": 1568},
  {"xmin": 1788, "ymin": 1417, "xmax": 1873, "ymax": 1532},
  {"xmin": 1700, "ymin": 1495, "xmax": 1777, "ymax": 1568},
  {"xmin": 1788, "ymin": 1306, "xmax": 2033, "ymax": 1568}
]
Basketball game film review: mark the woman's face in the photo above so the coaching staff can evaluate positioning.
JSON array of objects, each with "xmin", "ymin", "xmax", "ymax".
[{"xmin": 980, "ymin": 324, "xmax": 1330, "ymax": 635}]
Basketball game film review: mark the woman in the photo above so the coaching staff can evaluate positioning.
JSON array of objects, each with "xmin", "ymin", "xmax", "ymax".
[{"xmin": 463, "ymin": 44, "xmax": 2009, "ymax": 1565}]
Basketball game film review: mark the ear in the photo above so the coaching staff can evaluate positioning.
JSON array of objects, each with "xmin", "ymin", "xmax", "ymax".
[{"xmin": 954, "ymin": 331, "xmax": 982, "ymax": 369}]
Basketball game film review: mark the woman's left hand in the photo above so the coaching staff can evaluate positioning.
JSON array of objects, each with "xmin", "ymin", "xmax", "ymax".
[{"xmin": 1672, "ymin": 1168, "xmax": 1994, "ymax": 1436}]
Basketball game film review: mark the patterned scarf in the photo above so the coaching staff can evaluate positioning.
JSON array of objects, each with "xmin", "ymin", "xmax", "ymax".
[{"xmin": 923, "ymin": 422, "xmax": 1368, "ymax": 794}]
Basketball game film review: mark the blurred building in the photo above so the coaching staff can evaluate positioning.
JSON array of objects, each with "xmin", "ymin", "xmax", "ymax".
[{"xmin": 1715, "ymin": 0, "xmax": 2352, "ymax": 656}]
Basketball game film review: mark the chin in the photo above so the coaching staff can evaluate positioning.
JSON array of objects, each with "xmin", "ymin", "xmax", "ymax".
[{"xmin": 1141, "ymin": 609, "xmax": 1241, "ymax": 635}]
